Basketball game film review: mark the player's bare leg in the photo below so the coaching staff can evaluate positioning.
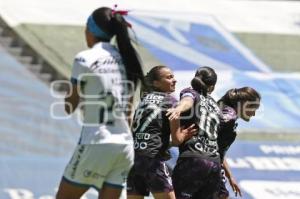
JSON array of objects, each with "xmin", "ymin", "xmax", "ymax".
[
  {"xmin": 56, "ymin": 179, "xmax": 88, "ymax": 199},
  {"xmin": 128, "ymin": 195, "xmax": 144, "ymax": 199},
  {"xmin": 99, "ymin": 185, "xmax": 123, "ymax": 199},
  {"xmin": 153, "ymin": 191, "xmax": 176, "ymax": 199}
]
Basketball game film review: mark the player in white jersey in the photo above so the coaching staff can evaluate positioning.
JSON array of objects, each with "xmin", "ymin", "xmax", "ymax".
[{"xmin": 56, "ymin": 7, "xmax": 144, "ymax": 199}]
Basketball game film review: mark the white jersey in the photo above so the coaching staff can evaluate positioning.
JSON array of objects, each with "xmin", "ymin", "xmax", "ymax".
[{"xmin": 71, "ymin": 42, "xmax": 132, "ymax": 145}]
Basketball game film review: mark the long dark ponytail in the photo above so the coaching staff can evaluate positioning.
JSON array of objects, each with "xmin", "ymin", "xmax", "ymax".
[
  {"xmin": 91, "ymin": 7, "xmax": 144, "ymax": 87},
  {"xmin": 191, "ymin": 66, "xmax": 217, "ymax": 96}
]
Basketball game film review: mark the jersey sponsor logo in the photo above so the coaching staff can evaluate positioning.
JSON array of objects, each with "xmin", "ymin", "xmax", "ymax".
[
  {"xmin": 194, "ymin": 137, "xmax": 218, "ymax": 154},
  {"xmin": 135, "ymin": 133, "xmax": 151, "ymax": 140},
  {"xmin": 83, "ymin": 169, "xmax": 105, "ymax": 179},
  {"xmin": 134, "ymin": 141, "xmax": 147, "ymax": 150},
  {"xmin": 181, "ymin": 192, "xmax": 192, "ymax": 198},
  {"xmin": 75, "ymin": 56, "xmax": 86, "ymax": 64},
  {"xmin": 144, "ymin": 94, "xmax": 164, "ymax": 104},
  {"xmin": 91, "ymin": 65, "xmax": 125, "ymax": 74},
  {"xmin": 90, "ymin": 57, "xmax": 124, "ymax": 74},
  {"xmin": 70, "ymin": 145, "xmax": 86, "ymax": 179}
]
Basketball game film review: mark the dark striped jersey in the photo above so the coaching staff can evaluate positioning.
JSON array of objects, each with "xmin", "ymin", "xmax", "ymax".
[
  {"xmin": 132, "ymin": 92, "xmax": 177, "ymax": 158},
  {"xmin": 217, "ymin": 106, "xmax": 238, "ymax": 162},
  {"xmin": 178, "ymin": 88, "xmax": 221, "ymax": 163}
]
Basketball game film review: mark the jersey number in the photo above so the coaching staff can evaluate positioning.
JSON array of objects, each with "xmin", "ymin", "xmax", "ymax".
[
  {"xmin": 198, "ymin": 107, "xmax": 219, "ymax": 140},
  {"xmin": 131, "ymin": 103, "xmax": 161, "ymax": 133}
]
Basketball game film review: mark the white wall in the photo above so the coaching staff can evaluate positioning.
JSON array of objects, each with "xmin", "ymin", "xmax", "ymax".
[{"xmin": 0, "ymin": 0, "xmax": 300, "ymax": 34}]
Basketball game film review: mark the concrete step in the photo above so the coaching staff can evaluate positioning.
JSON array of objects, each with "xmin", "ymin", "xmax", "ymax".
[
  {"xmin": 39, "ymin": 73, "xmax": 53, "ymax": 82},
  {"xmin": 0, "ymin": 21, "xmax": 59, "ymax": 86},
  {"xmin": 7, "ymin": 47, "xmax": 23, "ymax": 56},
  {"xmin": 0, "ymin": 27, "xmax": 12, "ymax": 37},
  {"xmin": 40, "ymin": 63, "xmax": 56, "ymax": 74},
  {"xmin": 0, "ymin": 36, "xmax": 13, "ymax": 47},
  {"xmin": 27, "ymin": 64, "xmax": 43, "ymax": 73},
  {"xmin": 56, "ymin": 81, "xmax": 69, "ymax": 93},
  {"xmin": 21, "ymin": 46, "xmax": 36, "ymax": 57},
  {"xmin": 0, "ymin": 36, "xmax": 22, "ymax": 48},
  {"xmin": 17, "ymin": 56, "xmax": 33, "ymax": 65}
]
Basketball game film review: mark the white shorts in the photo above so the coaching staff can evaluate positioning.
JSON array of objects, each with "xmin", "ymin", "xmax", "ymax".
[{"xmin": 63, "ymin": 143, "xmax": 134, "ymax": 190}]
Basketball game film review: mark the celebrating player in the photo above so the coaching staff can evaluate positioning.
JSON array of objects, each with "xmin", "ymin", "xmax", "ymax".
[
  {"xmin": 167, "ymin": 66, "xmax": 222, "ymax": 199},
  {"xmin": 127, "ymin": 65, "xmax": 197, "ymax": 199},
  {"xmin": 217, "ymin": 87, "xmax": 261, "ymax": 199},
  {"xmin": 56, "ymin": 7, "xmax": 144, "ymax": 199}
]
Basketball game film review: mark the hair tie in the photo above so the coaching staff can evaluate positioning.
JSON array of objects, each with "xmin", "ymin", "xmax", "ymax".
[{"xmin": 111, "ymin": 4, "xmax": 132, "ymax": 28}]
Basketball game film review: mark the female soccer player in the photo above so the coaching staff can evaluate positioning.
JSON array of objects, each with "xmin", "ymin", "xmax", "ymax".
[
  {"xmin": 56, "ymin": 7, "xmax": 144, "ymax": 199},
  {"xmin": 217, "ymin": 87, "xmax": 261, "ymax": 199},
  {"xmin": 127, "ymin": 65, "xmax": 197, "ymax": 199},
  {"xmin": 167, "ymin": 66, "xmax": 222, "ymax": 199}
]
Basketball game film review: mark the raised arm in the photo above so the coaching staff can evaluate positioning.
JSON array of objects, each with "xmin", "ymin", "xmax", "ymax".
[{"xmin": 166, "ymin": 96, "xmax": 194, "ymax": 120}]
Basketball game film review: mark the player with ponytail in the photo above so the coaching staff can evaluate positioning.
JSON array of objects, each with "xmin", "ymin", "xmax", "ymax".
[
  {"xmin": 56, "ymin": 6, "xmax": 144, "ymax": 199},
  {"xmin": 217, "ymin": 87, "xmax": 261, "ymax": 199},
  {"xmin": 167, "ymin": 66, "xmax": 222, "ymax": 199}
]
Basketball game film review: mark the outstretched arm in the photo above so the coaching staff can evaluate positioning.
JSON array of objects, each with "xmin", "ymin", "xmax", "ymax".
[
  {"xmin": 223, "ymin": 159, "xmax": 242, "ymax": 197},
  {"xmin": 166, "ymin": 97, "xmax": 194, "ymax": 120}
]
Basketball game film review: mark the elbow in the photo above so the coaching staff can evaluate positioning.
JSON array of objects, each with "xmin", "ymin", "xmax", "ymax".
[
  {"xmin": 184, "ymin": 103, "xmax": 193, "ymax": 112},
  {"xmin": 64, "ymin": 86, "xmax": 79, "ymax": 114},
  {"xmin": 65, "ymin": 104, "xmax": 72, "ymax": 114},
  {"xmin": 64, "ymin": 99, "xmax": 75, "ymax": 115},
  {"xmin": 171, "ymin": 141, "xmax": 180, "ymax": 146}
]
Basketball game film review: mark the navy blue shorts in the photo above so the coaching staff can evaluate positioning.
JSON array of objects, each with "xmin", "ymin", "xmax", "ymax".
[
  {"xmin": 127, "ymin": 155, "xmax": 173, "ymax": 196},
  {"xmin": 172, "ymin": 157, "xmax": 221, "ymax": 199}
]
